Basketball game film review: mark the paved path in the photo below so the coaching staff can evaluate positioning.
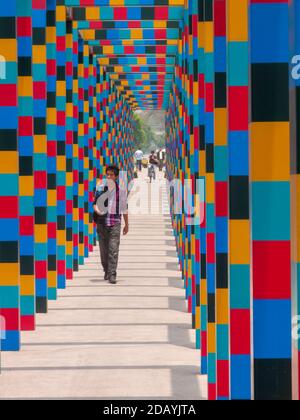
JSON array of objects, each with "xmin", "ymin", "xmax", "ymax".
[{"xmin": 0, "ymin": 170, "xmax": 207, "ymax": 400}]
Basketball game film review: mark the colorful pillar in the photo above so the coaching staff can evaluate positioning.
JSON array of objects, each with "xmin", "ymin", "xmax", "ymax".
[
  {"xmin": 0, "ymin": 0, "xmax": 20, "ymax": 351},
  {"xmin": 250, "ymin": 0, "xmax": 292, "ymax": 400},
  {"xmin": 66, "ymin": 18, "xmax": 74, "ymax": 280},
  {"xmin": 56, "ymin": 0, "xmax": 67, "ymax": 290},
  {"xmin": 214, "ymin": 0, "xmax": 229, "ymax": 401},
  {"xmin": 45, "ymin": 0, "xmax": 57, "ymax": 308},
  {"xmin": 32, "ymin": 0, "xmax": 48, "ymax": 315},
  {"xmin": 17, "ymin": 0, "xmax": 35, "ymax": 331},
  {"xmin": 227, "ymin": 0, "xmax": 251, "ymax": 400}
]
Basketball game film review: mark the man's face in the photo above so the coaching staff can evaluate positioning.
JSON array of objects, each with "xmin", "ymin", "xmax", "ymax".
[{"xmin": 106, "ymin": 170, "xmax": 118, "ymax": 189}]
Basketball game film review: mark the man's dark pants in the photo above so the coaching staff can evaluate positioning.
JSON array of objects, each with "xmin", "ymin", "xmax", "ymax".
[{"xmin": 97, "ymin": 223, "xmax": 121, "ymax": 279}]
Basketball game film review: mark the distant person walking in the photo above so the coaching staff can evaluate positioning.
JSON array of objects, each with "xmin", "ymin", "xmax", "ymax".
[
  {"xmin": 134, "ymin": 149, "xmax": 143, "ymax": 171},
  {"xmin": 93, "ymin": 165, "xmax": 129, "ymax": 284},
  {"xmin": 149, "ymin": 150, "xmax": 158, "ymax": 166},
  {"xmin": 158, "ymin": 148, "xmax": 164, "ymax": 171},
  {"xmin": 148, "ymin": 150, "xmax": 158, "ymax": 182}
]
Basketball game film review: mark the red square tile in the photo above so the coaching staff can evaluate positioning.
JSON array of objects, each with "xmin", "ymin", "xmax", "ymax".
[
  {"xmin": 230, "ymin": 309, "xmax": 251, "ymax": 355},
  {"xmin": 253, "ymin": 240, "xmax": 291, "ymax": 299}
]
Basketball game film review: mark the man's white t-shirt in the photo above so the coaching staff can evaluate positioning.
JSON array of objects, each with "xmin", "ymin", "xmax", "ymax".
[{"xmin": 135, "ymin": 150, "xmax": 143, "ymax": 160}]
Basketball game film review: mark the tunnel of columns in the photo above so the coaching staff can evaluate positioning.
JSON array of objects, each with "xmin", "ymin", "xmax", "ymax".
[{"xmin": 0, "ymin": 0, "xmax": 300, "ymax": 401}]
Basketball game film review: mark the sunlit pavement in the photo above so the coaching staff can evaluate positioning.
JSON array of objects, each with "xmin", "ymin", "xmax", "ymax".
[{"xmin": 0, "ymin": 170, "xmax": 207, "ymax": 400}]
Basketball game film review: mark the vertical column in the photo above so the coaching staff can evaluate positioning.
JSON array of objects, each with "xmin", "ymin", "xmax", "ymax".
[
  {"xmin": 72, "ymin": 22, "xmax": 79, "ymax": 272},
  {"xmin": 204, "ymin": 0, "xmax": 216, "ymax": 400},
  {"xmin": 33, "ymin": 0, "xmax": 47, "ymax": 316},
  {"xmin": 227, "ymin": 0, "xmax": 251, "ymax": 400},
  {"xmin": 198, "ymin": 0, "xmax": 208, "ymax": 376},
  {"xmin": 0, "ymin": 0, "xmax": 20, "ymax": 351},
  {"xmin": 182, "ymin": 7, "xmax": 189, "ymax": 306},
  {"xmin": 66, "ymin": 18, "xmax": 74, "ymax": 280},
  {"xmin": 214, "ymin": 0, "xmax": 229, "ymax": 400},
  {"xmin": 250, "ymin": 0, "xmax": 292, "ymax": 400},
  {"xmin": 185, "ymin": 0, "xmax": 193, "ymax": 318},
  {"xmin": 97, "ymin": 66, "xmax": 105, "ymax": 181},
  {"xmin": 290, "ymin": 0, "xmax": 300, "ymax": 401},
  {"xmin": 83, "ymin": 43, "xmax": 90, "ymax": 259},
  {"xmin": 78, "ymin": 37, "xmax": 85, "ymax": 266},
  {"xmin": 46, "ymin": 0, "xmax": 57, "ymax": 306},
  {"xmin": 88, "ymin": 53, "xmax": 96, "ymax": 251},
  {"xmin": 17, "ymin": 0, "xmax": 35, "ymax": 331},
  {"xmin": 93, "ymin": 59, "xmax": 100, "ymax": 246},
  {"xmin": 192, "ymin": 0, "xmax": 201, "ymax": 352},
  {"xmin": 56, "ymin": 0, "xmax": 66, "ymax": 290}
]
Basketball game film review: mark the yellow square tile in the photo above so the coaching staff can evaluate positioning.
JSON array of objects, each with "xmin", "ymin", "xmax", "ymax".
[
  {"xmin": 193, "ymin": 82, "xmax": 199, "ymax": 105},
  {"xmin": 110, "ymin": 0, "xmax": 124, "ymax": 5},
  {"xmin": 56, "ymin": 80, "xmax": 66, "ymax": 94},
  {"xmin": 57, "ymin": 156, "xmax": 66, "ymax": 171},
  {"xmin": 208, "ymin": 323, "xmax": 216, "ymax": 353},
  {"xmin": 215, "ymin": 108, "xmax": 227, "ymax": 146},
  {"xmin": 154, "ymin": 21, "xmax": 166, "ymax": 29},
  {"xmin": 48, "ymin": 271, "xmax": 57, "ymax": 288},
  {"xmin": 34, "ymin": 135, "xmax": 47, "ymax": 154},
  {"xmin": 82, "ymin": 30, "xmax": 94, "ymax": 41},
  {"xmin": 18, "ymin": 77, "xmax": 33, "ymax": 96},
  {"xmin": 46, "ymin": 27, "xmax": 56, "ymax": 43},
  {"xmin": 204, "ymin": 22, "xmax": 214, "ymax": 53},
  {"xmin": 251, "ymin": 122, "xmax": 290, "ymax": 181},
  {"xmin": 73, "ymin": 210, "xmax": 79, "ymax": 222},
  {"xmin": 57, "ymin": 230, "xmax": 66, "ymax": 245},
  {"xmin": 138, "ymin": 57, "xmax": 147, "ymax": 65},
  {"xmin": 66, "ymin": 242, "xmax": 73, "ymax": 255},
  {"xmin": 86, "ymin": 7, "xmax": 99, "ymax": 20},
  {"xmin": 0, "ymin": 39, "xmax": 17, "ymax": 61},
  {"xmin": 198, "ymin": 23, "xmax": 205, "ymax": 49},
  {"xmin": 229, "ymin": 220, "xmax": 250, "ymax": 265},
  {"xmin": 131, "ymin": 29, "xmax": 143, "ymax": 40},
  {"xmin": 35, "ymin": 225, "xmax": 48, "ymax": 243},
  {"xmin": 227, "ymin": 0, "xmax": 248, "ymax": 42},
  {"xmin": 195, "ymin": 307, "xmax": 201, "ymax": 329},
  {"xmin": 48, "ymin": 190, "xmax": 57, "ymax": 207},
  {"xmin": 0, "ymin": 264, "xmax": 19, "ymax": 286},
  {"xmin": 47, "ymin": 108, "xmax": 56, "ymax": 125},
  {"xmin": 206, "ymin": 173, "xmax": 215, "ymax": 204},
  {"xmin": 216, "ymin": 289, "xmax": 229, "ymax": 324},
  {"xmin": 0, "ymin": 152, "xmax": 18, "ymax": 174},
  {"xmin": 200, "ymin": 279, "xmax": 207, "ymax": 305},
  {"xmin": 20, "ymin": 276, "xmax": 35, "ymax": 295},
  {"xmin": 19, "ymin": 176, "xmax": 34, "ymax": 197}
]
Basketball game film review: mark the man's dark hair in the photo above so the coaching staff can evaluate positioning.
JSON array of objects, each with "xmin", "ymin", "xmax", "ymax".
[{"xmin": 106, "ymin": 165, "xmax": 120, "ymax": 177}]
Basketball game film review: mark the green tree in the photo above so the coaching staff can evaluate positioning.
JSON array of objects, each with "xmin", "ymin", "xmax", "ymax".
[
  {"xmin": 133, "ymin": 112, "xmax": 166, "ymax": 153},
  {"xmin": 133, "ymin": 115, "xmax": 147, "ymax": 151}
]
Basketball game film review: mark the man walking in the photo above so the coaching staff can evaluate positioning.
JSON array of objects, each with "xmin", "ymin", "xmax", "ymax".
[
  {"xmin": 93, "ymin": 165, "xmax": 129, "ymax": 284},
  {"xmin": 157, "ymin": 148, "xmax": 164, "ymax": 171},
  {"xmin": 134, "ymin": 149, "xmax": 143, "ymax": 171}
]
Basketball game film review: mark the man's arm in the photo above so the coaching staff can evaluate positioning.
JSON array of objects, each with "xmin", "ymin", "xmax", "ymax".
[
  {"xmin": 120, "ymin": 187, "xmax": 129, "ymax": 235},
  {"xmin": 123, "ymin": 213, "xmax": 129, "ymax": 235}
]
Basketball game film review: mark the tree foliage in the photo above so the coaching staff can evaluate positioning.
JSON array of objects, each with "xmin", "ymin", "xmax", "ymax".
[{"xmin": 133, "ymin": 112, "xmax": 165, "ymax": 153}]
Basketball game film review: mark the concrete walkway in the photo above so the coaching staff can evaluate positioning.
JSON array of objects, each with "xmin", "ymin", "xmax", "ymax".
[{"xmin": 0, "ymin": 170, "xmax": 207, "ymax": 400}]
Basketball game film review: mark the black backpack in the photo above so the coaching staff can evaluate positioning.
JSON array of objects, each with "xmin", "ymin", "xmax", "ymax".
[{"xmin": 93, "ymin": 186, "xmax": 109, "ymax": 224}]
